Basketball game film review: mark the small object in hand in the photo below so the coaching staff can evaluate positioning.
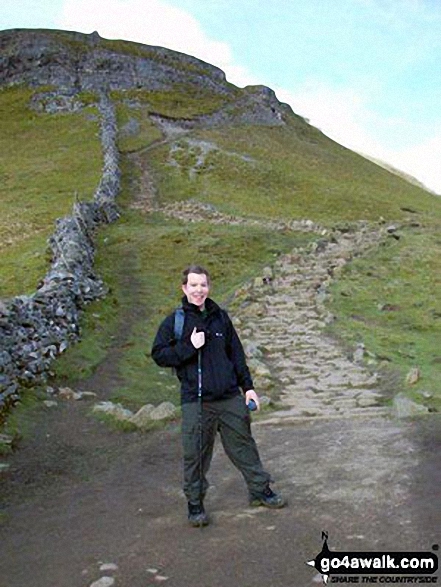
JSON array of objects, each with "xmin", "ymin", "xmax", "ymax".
[{"xmin": 248, "ymin": 399, "xmax": 257, "ymax": 411}]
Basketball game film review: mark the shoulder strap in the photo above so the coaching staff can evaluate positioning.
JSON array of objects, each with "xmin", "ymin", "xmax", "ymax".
[{"xmin": 174, "ymin": 306, "xmax": 185, "ymax": 341}]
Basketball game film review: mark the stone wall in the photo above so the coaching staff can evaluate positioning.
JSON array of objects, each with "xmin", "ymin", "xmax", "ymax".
[{"xmin": 0, "ymin": 94, "xmax": 120, "ymax": 416}]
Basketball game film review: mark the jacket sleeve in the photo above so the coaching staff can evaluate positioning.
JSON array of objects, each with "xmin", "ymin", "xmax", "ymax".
[
  {"xmin": 225, "ymin": 312, "xmax": 254, "ymax": 392},
  {"xmin": 151, "ymin": 314, "xmax": 198, "ymax": 368}
]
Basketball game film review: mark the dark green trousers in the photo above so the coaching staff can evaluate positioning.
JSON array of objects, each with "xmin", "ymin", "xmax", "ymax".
[{"xmin": 181, "ymin": 394, "xmax": 271, "ymax": 503}]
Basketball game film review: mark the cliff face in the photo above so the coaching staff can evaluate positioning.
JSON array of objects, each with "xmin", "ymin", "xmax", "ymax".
[
  {"xmin": 0, "ymin": 28, "xmax": 231, "ymax": 95},
  {"xmin": 0, "ymin": 28, "xmax": 294, "ymax": 128}
]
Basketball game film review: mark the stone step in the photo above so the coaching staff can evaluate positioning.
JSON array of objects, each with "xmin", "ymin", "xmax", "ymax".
[{"xmin": 256, "ymin": 406, "xmax": 391, "ymax": 426}]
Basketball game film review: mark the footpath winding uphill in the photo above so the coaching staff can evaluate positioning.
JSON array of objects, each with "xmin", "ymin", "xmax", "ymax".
[
  {"xmin": 234, "ymin": 227, "xmax": 391, "ymax": 423},
  {"xmin": 1, "ymin": 161, "xmax": 440, "ymax": 587},
  {"xmin": 139, "ymin": 189, "xmax": 392, "ymax": 423}
]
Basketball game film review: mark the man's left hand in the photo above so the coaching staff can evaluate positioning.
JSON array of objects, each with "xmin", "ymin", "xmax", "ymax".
[{"xmin": 245, "ymin": 389, "xmax": 260, "ymax": 411}]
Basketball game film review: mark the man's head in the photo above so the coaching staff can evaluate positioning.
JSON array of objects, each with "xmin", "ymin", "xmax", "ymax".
[{"xmin": 182, "ymin": 265, "xmax": 211, "ymax": 310}]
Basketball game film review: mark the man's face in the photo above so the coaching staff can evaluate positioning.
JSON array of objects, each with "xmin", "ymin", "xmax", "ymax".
[{"xmin": 182, "ymin": 272, "xmax": 210, "ymax": 309}]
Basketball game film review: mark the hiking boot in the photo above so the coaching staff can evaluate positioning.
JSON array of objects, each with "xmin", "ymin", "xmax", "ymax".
[
  {"xmin": 249, "ymin": 486, "xmax": 285, "ymax": 509},
  {"xmin": 187, "ymin": 502, "xmax": 209, "ymax": 527}
]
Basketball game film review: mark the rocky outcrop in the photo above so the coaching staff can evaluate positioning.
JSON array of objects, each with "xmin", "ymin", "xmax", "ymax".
[
  {"xmin": 0, "ymin": 29, "xmax": 293, "ymax": 130},
  {"xmin": 0, "ymin": 94, "xmax": 120, "ymax": 416},
  {"xmin": 0, "ymin": 29, "xmax": 228, "ymax": 94}
]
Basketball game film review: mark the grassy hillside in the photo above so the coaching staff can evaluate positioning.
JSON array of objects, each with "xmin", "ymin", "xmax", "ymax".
[
  {"xmin": 52, "ymin": 89, "xmax": 441, "ymax": 412},
  {"xmin": 1, "ymin": 31, "xmax": 440, "ymax": 417},
  {"xmin": 147, "ymin": 121, "xmax": 439, "ymax": 224},
  {"xmin": 0, "ymin": 86, "xmax": 102, "ymax": 298},
  {"xmin": 51, "ymin": 151, "xmax": 315, "ymax": 407}
]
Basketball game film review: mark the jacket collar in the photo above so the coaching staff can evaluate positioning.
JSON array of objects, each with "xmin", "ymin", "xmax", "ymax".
[{"xmin": 181, "ymin": 296, "xmax": 220, "ymax": 316}]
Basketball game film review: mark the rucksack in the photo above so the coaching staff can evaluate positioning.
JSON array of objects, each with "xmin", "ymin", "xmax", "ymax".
[
  {"xmin": 173, "ymin": 306, "xmax": 228, "ymax": 341},
  {"xmin": 174, "ymin": 306, "xmax": 185, "ymax": 341}
]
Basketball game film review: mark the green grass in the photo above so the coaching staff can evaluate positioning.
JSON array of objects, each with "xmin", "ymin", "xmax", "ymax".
[
  {"xmin": 111, "ymin": 86, "xmax": 237, "ymax": 120},
  {"xmin": 0, "ymin": 86, "xmax": 102, "ymax": 297},
  {"xmin": 3, "ymin": 32, "xmax": 441, "ymax": 422},
  {"xmin": 147, "ymin": 124, "xmax": 441, "ymax": 225},
  {"xmin": 52, "ymin": 154, "xmax": 316, "ymax": 410},
  {"xmin": 116, "ymin": 102, "xmax": 163, "ymax": 153},
  {"xmin": 326, "ymin": 223, "xmax": 441, "ymax": 410}
]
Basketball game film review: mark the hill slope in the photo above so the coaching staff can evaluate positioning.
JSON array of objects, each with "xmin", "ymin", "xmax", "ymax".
[{"xmin": 1, "ymin": 28, "xmax": 440, "ymax": 418}]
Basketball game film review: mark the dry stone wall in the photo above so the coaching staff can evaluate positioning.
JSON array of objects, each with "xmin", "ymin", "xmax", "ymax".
[{"xmin": 0, "ymin": 94, "xmax": 120, "ymax": 416}]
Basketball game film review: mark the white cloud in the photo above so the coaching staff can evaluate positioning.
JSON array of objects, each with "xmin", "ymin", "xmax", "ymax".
[
  {"xmin": 391, "ymin": 134, "xmax": 441, "ymax": 194},
  {"xmin": 276, "ymin": 81, "xmax": 441, "ymax": 195},
  {"xmin": 58, "ymin": 0, "xmax": 252, "ymax": 82},
  {"xmin": 58, "ymin": 0, "xmax": 262, "ymax": 88},
  {"xmin": 57, "ymin": 0, "xmax": 441, "ymax": 195}
]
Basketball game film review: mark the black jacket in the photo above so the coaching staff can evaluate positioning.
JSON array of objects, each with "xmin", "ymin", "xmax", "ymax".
[{"xmin": 151, "ymin": 297, "xmax": 254, "ymax": 403}]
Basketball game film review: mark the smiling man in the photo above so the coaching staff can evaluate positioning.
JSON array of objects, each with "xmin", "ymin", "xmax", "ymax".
[{"xmin": 151, "ymin": 264, "xmax": 284, "ymax": 527}]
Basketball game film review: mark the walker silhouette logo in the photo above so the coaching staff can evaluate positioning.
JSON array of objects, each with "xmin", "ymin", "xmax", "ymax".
[{"xmin": 306, "ymin": 532, "xmax": 439, "ymax": 584}]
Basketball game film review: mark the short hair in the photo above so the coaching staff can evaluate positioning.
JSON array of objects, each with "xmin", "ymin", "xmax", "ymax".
[{"xmin": 182, "ymin": 265, "xmax": 211, "ymax": 285}]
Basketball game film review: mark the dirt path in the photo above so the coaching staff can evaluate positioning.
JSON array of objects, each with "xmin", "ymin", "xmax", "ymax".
[
  {"xmin": 1, "ymin": 403, "xmax": 440, "ymax": 587},
  {"xmin": 1, "ymin": 149, "xmax": 440, "ymax": 587}
]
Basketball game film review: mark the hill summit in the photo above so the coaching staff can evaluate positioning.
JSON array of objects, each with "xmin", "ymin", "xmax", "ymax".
[{"xmin": 0, "ymin": 28, "xmax": 295, "ymax": 128}]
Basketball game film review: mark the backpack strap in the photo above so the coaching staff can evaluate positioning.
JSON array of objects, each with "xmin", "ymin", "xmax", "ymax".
[{"xmin": 174, "ymin": 306, "xmax": 185, "ymax": 341}]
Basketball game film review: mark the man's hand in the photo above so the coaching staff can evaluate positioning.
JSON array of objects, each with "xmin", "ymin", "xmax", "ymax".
[
  {"xmin": 245, "ymin": 389, "xmax": 260, "ymax": 411},
  {"xmin": 190, "ymin": 327, "xmax": 205, "ymax": 349}
]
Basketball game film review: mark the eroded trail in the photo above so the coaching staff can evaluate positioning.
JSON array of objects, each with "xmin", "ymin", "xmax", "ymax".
[
  {"xmin": 232, "ymin": 226, "xmax": 392, "ymax": 424},
  {"xmin": 1, "ymin": 151, "xmax": 439, "ymax": 587},
  {"xmin": 130, "ymin": 152, "xmax": 393, "ymax": 424}
]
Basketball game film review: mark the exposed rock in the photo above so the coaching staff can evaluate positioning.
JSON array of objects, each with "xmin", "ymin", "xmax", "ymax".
[
  {"xmin": 149, "ymin": 402, "xmax": 177, "ymax": 421},
  {"xmin": 248, "ymin": 358, "xmax": 272, "ymax": 379},
  {"xmin": 79, "ymin": 391, "xmax": 99, "ymax": 400},
  {"xmin": 406, "ymin": 367, "xmax": 420, "ymax": 385},
  {"xmin": 58, "ymin": 387, "xmax": 83, "ymax": 401},
  {"xmin": 130, "ymin": 404, "xmax": 155, "ymax": 427},
  {"xmin": 353, "ymin": 343, "xmax": 365, "ymax": 363},
  {"xmin": 0, "ymin": 433, "xmax": 14, "ymax": 447},
  {"xmin": 99, "ymin": 563, "xmax": 118, "ymax": 572},
  {"xmin": 90, "ymin": 578, "xmax": 115, "ymax": 587},
  {"xmin": 417, "ymin": 390, "xmax": 433, "ymax": 399},
  {"xmin": 0, "ymin": 29, "xmax": 228, "ymax": 95},
  {"xmin": 357, "ymin": 396, "xmax": 379, "ymax": 408},
  {"xmin": 392, "ymin": 394, "xmax": 429, "ymax": 418},
  {"xmin": 242, "ymin": 341, "xmax": 263, "ymax": 359},
  {"xmin": 93, "ymin": 402, "xmax": 134, "ymax": 421}
]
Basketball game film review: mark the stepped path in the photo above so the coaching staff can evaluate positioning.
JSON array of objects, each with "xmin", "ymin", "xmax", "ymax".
[
  {"xmin": 130, "ymin": 173, "xmax": 392, "ymax": 423},
  {"xmin": 233, "ymin": 228, "xmax": 391, "ymax": 423},
  {"xmin": 1, "ymin": 153, "xmax": 440, "ymax": 587}
]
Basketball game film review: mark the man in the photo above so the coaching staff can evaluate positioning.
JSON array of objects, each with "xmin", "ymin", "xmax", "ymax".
[{"xmin": 151, "ymin": 264, "xmax": 284, "ymax": 527}]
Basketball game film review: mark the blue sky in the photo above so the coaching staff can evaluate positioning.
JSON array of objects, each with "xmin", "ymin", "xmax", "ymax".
[{"xmin": 2, "ymin": 0, "xmax": 440, "ymax": 194}]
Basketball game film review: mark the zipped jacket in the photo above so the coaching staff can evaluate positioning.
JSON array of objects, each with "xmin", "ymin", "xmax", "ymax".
[{"xmin": 151, "ymin": 297, "xmax": 254, "ymax": 403}]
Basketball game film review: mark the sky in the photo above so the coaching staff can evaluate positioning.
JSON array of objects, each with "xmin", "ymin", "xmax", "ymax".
[{"xmin": 2, "ymin": 0, "xmax": 441, "ymax": 194}]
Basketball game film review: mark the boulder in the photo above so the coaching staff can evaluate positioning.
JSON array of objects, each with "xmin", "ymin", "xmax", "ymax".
[
  {"xmin": 130, "ymin": 404, "xmax": 155, "ymax": 427},
  {"xmin": 149, "ymin": 401, "xmax": 177, "ymax": 421},
  {"xmin": 92, "ymin": 402, "xmax": 133, "ymax": 421},
  {"xmin": 392, "ymin": 394, "xmax": 429, "ymax": 418},
  {"xmin": 406, "ymin": 367, "xmax": 420, "ymax": 385},
  {"xmin": 58, "ymin": 387, "xmax": 83, "ymax": 401}
]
